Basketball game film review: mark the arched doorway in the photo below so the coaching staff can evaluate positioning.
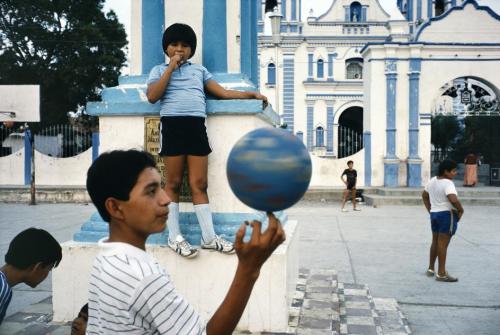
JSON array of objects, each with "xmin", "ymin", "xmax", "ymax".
[
  {"xmin": 430, "ymin": 77, "xmax": 500, "ymax": 181},
  {"xmin": 337, "ymin": 106, "xmax": 363, "ymax": 158}
]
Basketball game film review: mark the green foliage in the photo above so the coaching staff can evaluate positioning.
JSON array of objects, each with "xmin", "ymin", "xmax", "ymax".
[
  {"xmin": 0, "ymin": 0, "xmax": 127, "ymax": 126},
  {"xmin": 431, "ymin": 115, "xmax": 460, "ymax": 153}
]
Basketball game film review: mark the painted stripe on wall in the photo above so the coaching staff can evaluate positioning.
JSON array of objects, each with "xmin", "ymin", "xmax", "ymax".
[
  {"xmin": 408, "ymin": 59, "xmax": 421, "ymax": 159},
  {"xmin": 385, "ymin": 61, "xmax": 398, "ymax": 159},
  {"xmin": 307, "ymin": 104, "xmax": 313, "ymax": 149},
  {"xmin": 24, "ymin": 129, "xmax": 32, "ymax": 185},
  {"xmin": 283, "ymin": 56, "xmax": 295, "ymax": 132},
  {"xmin": 92, "ymin": 132, "xmax": 100, "ymax": 161},
  {"xmin": 141, "ymin": 0, "xmax": 165, "ymax": 75},
  {"xmin": 308, "ymin": 53, "xmax": 313, "ymax": 78},
  {"xmin": 327, "ymin": 104, "xmax": 334, "ymax": 153},
  {"xmin": 364, "ymin": 132, "xmax": 371, "ymax": 186},
  {"xmin": 203, "ymin": 0, "xmax": 227, "ymax": 73},
  {"xmin": 328, "ymin": 54, "xmax": 334, "ymax": 78}
]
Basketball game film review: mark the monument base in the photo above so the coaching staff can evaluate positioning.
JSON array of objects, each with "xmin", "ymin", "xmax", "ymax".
[{"xmin": 53, "ymin": 220, "xmax": 299, "ymax": 332}]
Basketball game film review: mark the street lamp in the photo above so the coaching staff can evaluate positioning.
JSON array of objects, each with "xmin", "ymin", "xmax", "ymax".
[{"xmin": 269, "ymin": 7, "xmax": 282, "ymax": 116}]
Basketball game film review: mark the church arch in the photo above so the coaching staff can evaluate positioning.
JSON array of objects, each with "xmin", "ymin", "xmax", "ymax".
[
  {"xmin": 336, "ymin": 105, "xmax": 363, "ymax": 158},
  {"xmin": 430, "ymin": 76, "xmax": 500, "ymax": 170}
]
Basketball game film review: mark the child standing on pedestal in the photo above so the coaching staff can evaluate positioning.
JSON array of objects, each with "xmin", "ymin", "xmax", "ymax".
[{"xmin": 146, "ymin": 23, "xmax": 268, "ymax": 258}]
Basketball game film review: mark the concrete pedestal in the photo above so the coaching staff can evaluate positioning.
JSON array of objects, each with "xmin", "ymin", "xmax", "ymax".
[{"xmin": 53, "ymin": 220, "xmax": 299, "ymax": 332}]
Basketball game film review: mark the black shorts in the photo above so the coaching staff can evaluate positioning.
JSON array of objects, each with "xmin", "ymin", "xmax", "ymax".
[
  {"xmin": 347, "ymin": 181, "xmax": 356, "ymax": 190},
  {"xmin": 159, "ymin": 116, "xmax": 212, "ymax": 156}
]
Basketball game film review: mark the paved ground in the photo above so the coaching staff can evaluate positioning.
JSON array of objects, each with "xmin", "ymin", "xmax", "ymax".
[{"xmin": 0, "ymin": 201, "xmax": 499, "ymax": 334}]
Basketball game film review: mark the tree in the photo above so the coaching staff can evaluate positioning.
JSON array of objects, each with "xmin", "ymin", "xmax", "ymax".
[
  {"xmin": 0, "ymin": 0, "xmax": 127, "ymax": 126},
  {"xmin": 431, "ymin": 115, "xmax": 460, "ymax": 161}
]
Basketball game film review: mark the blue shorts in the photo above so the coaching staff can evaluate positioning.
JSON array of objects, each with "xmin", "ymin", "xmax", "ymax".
[{"xmin": 430, "ymin": 210, "xmax": 458, "ymax": 236}]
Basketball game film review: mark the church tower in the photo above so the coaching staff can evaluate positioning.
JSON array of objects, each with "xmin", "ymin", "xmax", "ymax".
[
  {"xmin": 397, "ymin": 0, "xmax": 467, "ymax": 31},
  {"xmin": 258, "ymin": 0, "xmax": 303, "ymax": 35}
]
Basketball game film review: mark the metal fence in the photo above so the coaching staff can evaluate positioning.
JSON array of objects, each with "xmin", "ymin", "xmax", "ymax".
[
  {"xmin": 338, "ymin": 125, "xmax": 363, "ymax": 158},
  {"xmin": 0, "ymin": 123, "xmax": 92, "ymax": 158}
]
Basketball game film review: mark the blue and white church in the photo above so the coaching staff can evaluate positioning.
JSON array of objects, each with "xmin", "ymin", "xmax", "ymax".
[{"xmin": 258, "ymin": 0, "xmax": 500, "ymax": 187}]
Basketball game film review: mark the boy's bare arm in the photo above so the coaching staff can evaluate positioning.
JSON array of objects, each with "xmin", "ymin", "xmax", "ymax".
[
  {"xmin": 206, "ymin": 213, "xmax": 285, "ymax": 335},
  {"xmin": 422, "ymin": 190, "xmax": 431, "ymax": 213},
  {"xmin": 447, "ymin": 194, "xmax": 464, "ymax": 220},
  {"xmin": 204, "ymin": 80, "xmax": 268, "ymax": 105},
  {"xmin": 146, "ymin": 55, "xmax": 183, "ymax": 103}
]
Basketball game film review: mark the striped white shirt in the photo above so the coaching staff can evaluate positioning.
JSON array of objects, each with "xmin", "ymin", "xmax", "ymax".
[
  {"xmin": 0, "ymin": 270, "xmax": 13, "ymax": 325},
  {"xmin": 86, "ymin": 239, "xmax": 206, "ymax": 334}
]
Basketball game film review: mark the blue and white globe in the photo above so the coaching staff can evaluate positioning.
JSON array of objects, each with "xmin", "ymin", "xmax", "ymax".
[{"xmin": 226, "ymin": 127, "xmax": 312, "ymax": 212}]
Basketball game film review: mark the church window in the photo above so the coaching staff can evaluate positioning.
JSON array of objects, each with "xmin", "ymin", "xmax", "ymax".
[
  {"xmin": 346, "ymin": 59, "xmax": 363, "ymax": 79},
  {"xmin": 350, "ymin": 2, "xmax": 362, "ymax": 22},
  {"xmin": 315, "ymin": 127, "xmax": 324, "ymax": 147},
  {"xmin": 267, "ymin": 63, "xmax": 276, "ymax": 85},
  {"xmin": 317, "ymin": 59, "xmax": 324, "ymax": 78}
]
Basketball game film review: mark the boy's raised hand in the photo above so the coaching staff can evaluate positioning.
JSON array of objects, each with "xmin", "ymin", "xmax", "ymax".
[
  {"xmin": 167, "ymin": 54, "xmax": 184, "ymax": 71},
  {"xmin": 234, "ymin": 213, "xmax": 286, "ymax": 276}
]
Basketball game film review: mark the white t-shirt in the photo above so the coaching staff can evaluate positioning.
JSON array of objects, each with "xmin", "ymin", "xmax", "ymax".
[
  {"xmin": 86, "ymin": 239, "xmax": 206, "ymax": 335},
  {"xmin": 424, "ymin": 176, "xmax": 457, "ymax": 212}
]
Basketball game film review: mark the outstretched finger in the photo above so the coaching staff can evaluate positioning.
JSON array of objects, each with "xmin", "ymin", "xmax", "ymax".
[
  {"xmin": 265, "ymin": 212, "xmax": 279, "ymax": 235},
  {"xmin": 250, "ymin": 220, "xmax": 262, "ymax": 243},
  {"xmin": 234, "ymin": 223, "xmax": 247, "ymax": 251}
]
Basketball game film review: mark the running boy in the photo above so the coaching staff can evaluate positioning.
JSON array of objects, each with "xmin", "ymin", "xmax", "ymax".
[
  {"xmin": 0, "ymin": 228, "xmax": 62, "ymax": 324},
  {"xmin": 85, "ymin": 149, "xmax": 285, "ymax": 334},
  {"xmin": 422, "ymin": 159, "xmax": 464, "ymax": 282},
  {"xmin": 340, "ymin": 160, "xmax": 361, "ymax": 212},
  {"xmin": 146, "ymin": 23, "xmax": 269, "ymax": 258}
]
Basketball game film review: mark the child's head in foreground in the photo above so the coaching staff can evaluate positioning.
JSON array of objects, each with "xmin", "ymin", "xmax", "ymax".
[
  {"xmin": 86, "ymin": 149, "xmax": 163, "ymax": 223},
  {"xmin": 4, "ymin": 228, "xmax": 62, "ymax": 287}
]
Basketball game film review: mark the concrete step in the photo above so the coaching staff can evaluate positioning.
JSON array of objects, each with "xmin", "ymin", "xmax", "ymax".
[
  {"xmin": 0, "ymin": 186, "xmax": 90, "ymax": 203},
  {"xmin": 376, "ymin": 187, "xmax": 500, "ymax": 198},
  {"xmin": 303, "ymin": 187, "xmax": 377, "ymax": 201},
  {"xmin": 365, "ymin": 194, "xmax": 500, "ymax": 207}
]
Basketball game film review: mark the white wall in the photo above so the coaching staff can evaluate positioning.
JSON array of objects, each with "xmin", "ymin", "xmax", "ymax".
[
  {"xmin": 35, "ymin": 149, "xmax": 92, "ymax": 186},
  {"xmin": 310, "ymin": 149, "xmax": 365, "ymax": 187},
  {"xmin": 0, "ymin": 148, "xmax": 25, "ymax": 185}
]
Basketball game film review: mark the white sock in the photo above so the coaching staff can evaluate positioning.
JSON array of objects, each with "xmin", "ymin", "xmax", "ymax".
[
  {"xmin": 167, "ymin": 202, "xmax": 182, "ymax": 242},
  {"xmin": 194, "ymin": 203, "xmax": 216, "ymax": 243}
]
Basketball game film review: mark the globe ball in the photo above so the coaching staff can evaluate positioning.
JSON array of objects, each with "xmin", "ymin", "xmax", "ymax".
[{"xmin": 226, "ymin": 127, "xmax": 312, "ymax": 212}]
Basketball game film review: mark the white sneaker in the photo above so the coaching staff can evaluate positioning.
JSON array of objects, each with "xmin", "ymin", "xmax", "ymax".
[
  {"xmin": 168, "ymin": 235, "xmax": 198, "ymax": 258},
  {"xmin": 201, "ymin": 235, "xmax": 235, "ymax": 254},
  {"xmin": 341, "ymin": 208, "xmax": 348, "ymax": 212},
  {"xmin": 353, "ymin": 208, "xmax": 361, "ymax": 211}
]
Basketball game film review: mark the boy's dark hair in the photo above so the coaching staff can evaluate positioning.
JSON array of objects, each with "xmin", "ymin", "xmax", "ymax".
[
  {"xmin": 86, "ymin": 150, "xmax": 157, "ymax": 222},
  {"xmin": 5, "ymin": 228, "xmax": 62, "ymax": 270},
  {"xmin": 438, "ymin": 159, "xmax": 457, "ymax": 176},
  {"xmin": 347, "ymin": 160, "xmax": 354, "ymax": 165},
  {"xmin": 162, "ymin": 23, "xmax": 197, "ymax": 58}
]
